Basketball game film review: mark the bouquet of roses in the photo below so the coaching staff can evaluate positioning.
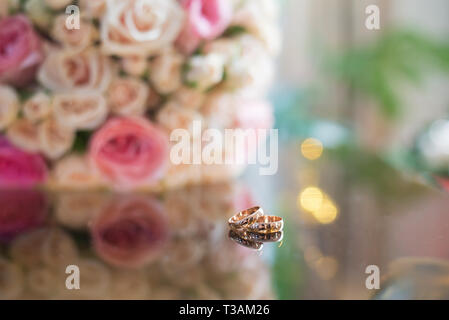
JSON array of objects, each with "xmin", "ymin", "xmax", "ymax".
[{"xmin": 0, "ymin": 0, "xmax": 280, "ymax": 191}]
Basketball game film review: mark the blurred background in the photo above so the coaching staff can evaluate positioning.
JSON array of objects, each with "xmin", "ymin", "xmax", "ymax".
[
  {"xmin": 244, "ymin": 0, "xmax": 449, "ymax": 299},
  {"xmin": 3, "ymin": 0, "xmax": 449, "ymax": 301}
]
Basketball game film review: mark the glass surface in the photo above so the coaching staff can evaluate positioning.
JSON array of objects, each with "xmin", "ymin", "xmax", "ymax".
[{"xmin": 1, "ymin": 150, "xmax": 449, "ymax": 300}]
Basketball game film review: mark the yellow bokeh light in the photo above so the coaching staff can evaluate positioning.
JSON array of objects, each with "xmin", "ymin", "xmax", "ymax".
[
  {"xmin": 301, "ymin": 138, "xmax": 323, "ymax": 160},
  {"xmin": 298, "ymin": 187, "xmax": 324, "ymax": 212},
  {"xmin": 312, "ymin": 198, "xmax": 338, "ymax": 224}
]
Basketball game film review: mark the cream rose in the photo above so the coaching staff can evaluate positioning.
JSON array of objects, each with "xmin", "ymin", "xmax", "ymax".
[
  {"xmin": 149, "ymin": 48, "xmax": 184, "ymax": 94},
  {"xmin": 203, "ymin": 38, "xmax": 241, "ymax": 61},
  {"xmin": 184, "ymin": 53, "xmax": 226, "ymax": 92},
  {"xmin": 121, "ymin": 56, "xmax": 148, "ymax": 76},
  {"xmin": 52, "ymin": 92, "xmax": 108, "ymax": 130},
  {"xmin": 163, "ymin": 162, "xmax": 202, "ymax": 190},
  {"xmin": 6, "ymin": 119, "xmax": 41, "ymax": 153},
  {"xmin": 173, "ymin": 86, "xmax": 206, "ymax": 110},
  {"xmin": 51, "ymin": 154, "xmax": 106, "ymax": 190},
  {"xmin": 38, "ymin": 117, "xmax": 75, "ymax": 159},
  {"xmin": 200, "ymin": 91, "xmax": 236, "ymax": 129},
  {"xmin": 231, "ymin": 0, "xmax": 281, "ymax": 55},
  {"xmin": 55, "ymin": 193, "xmax": 108, "ymax": 229},
  {"xmin": 0, "ymin": 259, "xmax": 23, "ymax": 299},
  {"xmin": 52, "ymin": 15, "xmax": 97, "ymax": 51},
  {"xmin": 22, "ymin": 91, "xmax": 52, "ymax": 123},
  {"xmin": 108, "ymin": 77, "xmax": 149, "ymax": 116},
  {"xmin": 0, "ymin": 1, "xmax": 8, "ymax": 19},
  {"xmin": 0, "ymin": 85, "xmax": 19, "ymax": 131},
  {"xmin": 38, "ymin": 49, "xmax": 112, "ymax": 93},
  {"xmin": 156, "ymin": 101, "xmax": 203, "ymax": 135},
  {"xmin": 101, "ymin": 0, "xmax": 185, "ymax": 56},
  {"xmin": 80, "ymin": 0, "xmax": 107, "ymax": 18}
]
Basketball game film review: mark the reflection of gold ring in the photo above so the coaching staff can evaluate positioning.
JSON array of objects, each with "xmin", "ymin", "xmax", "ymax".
[
  {"xmin": 246, "ymin": 231, "xmax": 283, "ymax": 243},
  {"xmin": 228, "ymin": 206, "xmax": 264, "ymax": 230},
  {"xmin": 247, "ymin": 216, "xmax": 283, "ymax": 234},
  {"xmin": 232, "ymin": 229, "xmax": 283, "ymax": 243},
  {"xmin": 228, "ymin": 230, "xmax": 263, "ymax": 250}
]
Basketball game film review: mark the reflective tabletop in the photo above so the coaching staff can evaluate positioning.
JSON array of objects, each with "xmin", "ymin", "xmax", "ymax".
[{"xmin": 1, "ymin": 147, "xmax": 449, "ymax": 300}]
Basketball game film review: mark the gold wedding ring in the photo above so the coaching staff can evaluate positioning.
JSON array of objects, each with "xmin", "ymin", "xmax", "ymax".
[
  {"xmin": 247, "ymin": 215, "xmax": 283, "ymax": 234},
  {"xmin": 228, "ymin": 206, "xmax": 264, "ymax": 230},
  {"xmin": 228, "ymin": 206, "xmax": 284, "ymax": 250}
]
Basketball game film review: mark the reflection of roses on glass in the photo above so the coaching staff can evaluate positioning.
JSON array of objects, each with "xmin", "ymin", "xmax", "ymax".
[
  {"xmin": 0, "ymin": 190, "xmax": 47, "ymax": 242},
  {"xmin": 0, "ymin": 15, "xmax": 43, "ymax": 87},
  {"xmin": 0, "ymin": 136, "xmax": 48, "ymax": 188},
  {"xmin": 90, "ymin": 196, "xmax": 168, "ymax": 268}
]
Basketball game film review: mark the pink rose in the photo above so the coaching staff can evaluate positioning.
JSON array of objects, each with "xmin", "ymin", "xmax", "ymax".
[
  {"xmin": 0, "ymin": 136, "xmax": 48, "ymax": 188},
  {"xmin": 176, "ymin": 0, "xmax": 232, "ymax": 54},
  {"xmin": 90, "ymin": 195, "xmax": 168, "ymax": 268},
  {"xmin": 88, "ymin": 117, "xmax": 169, "ymax": 189},
  {"xmin": 0, "ymin": 190, "xmax": 47, "ymax": 243},
  {"xmin": 0, "ymin": 15, "xmax": 43, "ymax": 87}
]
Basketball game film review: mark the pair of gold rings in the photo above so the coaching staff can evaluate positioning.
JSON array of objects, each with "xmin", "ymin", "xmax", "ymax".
[{"xmin": 228, "ymin": 206, "xmax": 284, "ymax": 250}]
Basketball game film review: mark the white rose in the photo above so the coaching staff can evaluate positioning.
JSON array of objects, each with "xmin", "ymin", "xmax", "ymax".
[
  {"xmin": 233, "ymin": 0, "xmax": 280, "ymax": 23},
  {"xmin": 419, "ymin": 120, "xmax": 449, "ymax": 170},
  {"xmin": 0, "ymin": 85, "xmax": 19, "ymax": 131},
  {"xmin": 225, "ymin": 35, "xmax": 274, "ymax": 97},
  {"xmin": 203, "ymin": 38, "xmax": 241, "ymax": 62},
  {"xmin": 185, "ymin": 54, "xmax": 226, "ymax": 92},
  {"xmin": 101, "ymin": 0, "xmax": 185, "ymax": 56}
]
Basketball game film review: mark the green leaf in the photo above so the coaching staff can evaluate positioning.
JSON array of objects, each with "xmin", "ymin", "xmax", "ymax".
[
  {"xmin": 73, "ymin": 130, "xmax": 93, "ymax": 153},
  {"xmin": 223, "ymin": 25, "xmax": 247, "ymax": 37}
]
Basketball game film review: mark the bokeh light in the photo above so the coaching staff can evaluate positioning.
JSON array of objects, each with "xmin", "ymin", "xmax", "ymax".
[
  {"xmin": 312, "ymin": 198, "xmax": 338, "ymax": 224},
  {"xmin": 298, "ymin": 187, "xmax": 324, "ymax": 212},
  {"xmin": 298, "ymin": 187, "xmax": 339, "ymax": 224},
  {"xmin": 301, "ymin": 138, "xmax": 324, "ymax": 160}
]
